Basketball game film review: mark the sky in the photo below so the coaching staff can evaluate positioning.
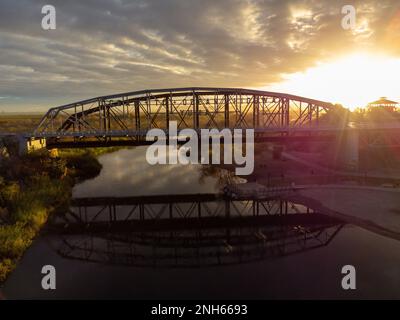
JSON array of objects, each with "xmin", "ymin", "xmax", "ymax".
[{"xmin": 0, "ymin": 0, "xmax": 400, "ymax": 112}]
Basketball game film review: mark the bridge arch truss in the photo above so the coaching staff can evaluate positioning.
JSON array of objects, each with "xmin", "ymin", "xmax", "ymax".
[{"xmin": 33, "ymin": 87, "xmax": 334, "ymax": 141}]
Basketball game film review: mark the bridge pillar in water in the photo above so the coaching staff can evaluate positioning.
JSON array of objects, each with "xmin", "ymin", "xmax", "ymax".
[
  {"xmin": 342, "ymin": 129, "xmax": 359, "ymax": 171},
  {"xmin": 272, "ymin": 145, "xmax": 284, "ymax": 160}
]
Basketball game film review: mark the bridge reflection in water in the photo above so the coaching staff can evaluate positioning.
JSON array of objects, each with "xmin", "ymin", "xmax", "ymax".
[{"xmin": 47, "ymin": 194, "xmax": 343, "ymax": 268}]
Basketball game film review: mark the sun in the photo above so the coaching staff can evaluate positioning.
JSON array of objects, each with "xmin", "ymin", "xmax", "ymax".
[{"xmin": 266, "ymin": 52, "xmax": 400, "ymax": 111}]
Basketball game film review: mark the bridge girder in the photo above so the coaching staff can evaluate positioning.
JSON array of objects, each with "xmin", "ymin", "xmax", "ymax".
[{"xmin": 33, "ymin": 87, "xmax": 334, "ymax": 140}]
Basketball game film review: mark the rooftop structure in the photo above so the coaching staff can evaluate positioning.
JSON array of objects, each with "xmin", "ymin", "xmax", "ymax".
[{"xmin": 368, "ymin": 97, "xmax": 398, "ymax": 111}]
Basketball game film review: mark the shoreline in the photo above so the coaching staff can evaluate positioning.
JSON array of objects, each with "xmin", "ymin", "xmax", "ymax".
[{"xmin": 0, "ymin": 148, "xmax": 106, "ymax": 285}]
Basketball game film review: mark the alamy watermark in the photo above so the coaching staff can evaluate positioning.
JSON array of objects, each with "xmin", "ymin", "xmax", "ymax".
[
  {"xmin": 41, "ymin": 265, "xmax": 56, "ymax": 290},
  {"xmin": 40, "ymin": 4, "xmax": 358, "ymax": 32},
  {"xmin": 341, "ymin": 5, "xmax": 356, "ymax": 30},
  {"xmin": 41, "ymin": 5, "xmax": 56, "ymax": 30},
  {"xmin": 145, "ymin": 121, "xmax": 254, "ymax": 175},
  {"xmin": 341, "ymin": 265, "xmax": 356, "ymax": 290}
]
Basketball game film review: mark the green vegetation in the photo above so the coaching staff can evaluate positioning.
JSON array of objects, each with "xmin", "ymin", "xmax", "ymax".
[
  {"xmin": 58, "ymin": 146, "xmax": 123, "ymax": 158},
  {"xmin": 0, "ymin": 148, "xmax": 103, "ymax": 283}
]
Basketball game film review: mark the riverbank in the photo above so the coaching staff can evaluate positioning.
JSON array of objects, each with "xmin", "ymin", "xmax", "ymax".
[{"xmin": 0, "ymin": 148, "xmax": 105, "ymax": 283}]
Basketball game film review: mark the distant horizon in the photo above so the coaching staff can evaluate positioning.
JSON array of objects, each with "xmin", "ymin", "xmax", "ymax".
[{"xmin": 1, "ymin": 87, "xmax": 399, "ymax": 114}]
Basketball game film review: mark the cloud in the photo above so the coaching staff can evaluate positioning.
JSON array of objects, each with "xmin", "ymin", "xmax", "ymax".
[{"xmin": 0, "ymin": 0, "xmax": 399, "ymax": 111}]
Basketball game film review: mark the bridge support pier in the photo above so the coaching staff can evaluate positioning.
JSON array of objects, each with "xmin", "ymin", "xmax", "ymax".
[
  {"xmin": 17, "ymin": 136, "xmax": 47, "ymax": 155},
  {"xmin": 341, "ymin": 130, "xmax": 359, "ymax": 171}
]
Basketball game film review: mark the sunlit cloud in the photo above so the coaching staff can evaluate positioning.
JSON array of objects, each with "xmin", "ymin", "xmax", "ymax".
[
  {"xmin": 0, "ymin": 0, "xmax": 399, "ymax": 112},
  {"xmin": 268, "ymin": 53, "xmax": 400, "ymax": 110}
]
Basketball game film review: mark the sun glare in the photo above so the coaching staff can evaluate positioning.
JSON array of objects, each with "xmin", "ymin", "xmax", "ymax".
[{"xmin": 267, "ymin": 53, "xmax": 400, "ymax": 110}]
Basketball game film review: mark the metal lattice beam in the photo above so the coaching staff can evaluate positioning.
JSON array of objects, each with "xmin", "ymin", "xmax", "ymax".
[{"xmin": 33, "ymin": 87, "xmax": 334, "ymax": 141}]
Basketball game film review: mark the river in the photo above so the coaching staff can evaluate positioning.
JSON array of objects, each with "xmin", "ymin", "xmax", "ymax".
[{"xmin": 2, "ymin": 147, "xmax": 400, "ymax": 299}]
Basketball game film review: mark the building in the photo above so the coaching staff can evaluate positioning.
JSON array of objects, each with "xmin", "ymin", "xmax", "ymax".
[{"xmin": 367, "ymin": 97, "xmax": 399, "ymax": 112}]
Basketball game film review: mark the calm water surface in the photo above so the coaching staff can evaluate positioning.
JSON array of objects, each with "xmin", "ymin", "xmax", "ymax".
[{"xmin": 3, "ymin": 147, "xmax": 400, "ymax": 299}]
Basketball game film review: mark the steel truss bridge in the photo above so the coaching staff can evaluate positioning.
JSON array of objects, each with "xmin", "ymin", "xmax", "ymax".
[
  {"xmin": 32, "ymin": 87, "xmax": 337, "ymax": 146},
  {"xmin": 47, "ymin": 194, "xmax": 343, "ymax": 267}
]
